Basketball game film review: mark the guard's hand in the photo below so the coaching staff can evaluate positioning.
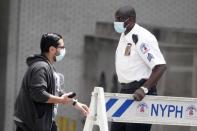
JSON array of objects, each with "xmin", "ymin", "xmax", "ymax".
[
  {"xmin": 133, "ymin": 88, "xmax": 146, "ymax": 101},
  {"xmin": 74, "ymin": 102, "xmax": 90, "ymax": 116}
]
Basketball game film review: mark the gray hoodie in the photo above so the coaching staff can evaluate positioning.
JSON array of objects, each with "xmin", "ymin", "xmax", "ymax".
[{"xmin": 14, "ymin": 54, "xmax": 55, "ymax": 131}]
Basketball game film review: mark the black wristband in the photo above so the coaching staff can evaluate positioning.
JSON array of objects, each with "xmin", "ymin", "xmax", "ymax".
[{"xmin": 72, "ymin": 99, "xmax": 78, "ymax": 106}]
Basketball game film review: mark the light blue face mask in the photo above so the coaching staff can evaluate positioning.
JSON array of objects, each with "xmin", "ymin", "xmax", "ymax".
[
  {"xmin": 56, "ymin": 48, "xmax": 66, "ymax": 62},
  {"xmin": 114, "ymin": 21, "xmax": 126, "ymax": 33}
]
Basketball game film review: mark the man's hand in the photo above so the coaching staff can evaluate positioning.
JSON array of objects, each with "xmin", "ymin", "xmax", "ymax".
[
  {"xmin": 47, "ymin": 93, "xmax": 73, "ymax": 104},
  {"xmin": 60, "ymin": 93, "xmax": 73, "ymax": 104},
  {"xmin": 74, "ymin": 102, "xmax": 90, "ymax": 116},
  {"xmin": 133, "ymin": 88, "xmax": 146, "ymax": 101}
]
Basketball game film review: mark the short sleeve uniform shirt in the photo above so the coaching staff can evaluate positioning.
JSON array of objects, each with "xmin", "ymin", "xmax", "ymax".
[{"xmin": 115, "ymin": 23, "xmax": 166, "ymax": 83}]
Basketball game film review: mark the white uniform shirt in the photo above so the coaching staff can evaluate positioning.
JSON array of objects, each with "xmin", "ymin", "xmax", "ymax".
[{"xmin": 115, "ymin": 23, "xmax": 166, "ymax": 83}]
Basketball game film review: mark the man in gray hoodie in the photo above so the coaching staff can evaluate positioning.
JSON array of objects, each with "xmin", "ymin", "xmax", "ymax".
[{"xmin": 14, "ymin": 33, "xmax": 89, "ymax": 131}]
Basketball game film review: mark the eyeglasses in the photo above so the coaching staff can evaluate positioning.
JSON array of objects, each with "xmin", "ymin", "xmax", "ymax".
[{"xmin": 57, "ymin": 46, "xmax": 65, "ymax": 49}]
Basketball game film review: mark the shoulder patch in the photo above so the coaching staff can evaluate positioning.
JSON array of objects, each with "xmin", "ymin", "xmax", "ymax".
[
  {"xmin": 147, "ymin": 53, "xmax": 154, "ymax": 62},
  {"xmin": 140, "ymin": 43, "xmax": 150, "ymax": 54}
]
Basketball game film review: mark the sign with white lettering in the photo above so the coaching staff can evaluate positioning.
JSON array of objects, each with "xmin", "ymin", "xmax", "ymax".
[{"xmin": 105, "ymin": 93, "xmax": 197, "ymax": 126}]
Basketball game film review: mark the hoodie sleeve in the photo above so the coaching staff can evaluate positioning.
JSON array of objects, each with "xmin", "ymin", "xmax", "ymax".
[{"xmin": 28, "ymin": 65, "xmax": 51, "ymax": 103}]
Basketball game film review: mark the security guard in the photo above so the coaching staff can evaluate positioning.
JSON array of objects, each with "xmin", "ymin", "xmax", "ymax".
[{"xmin": 111, "ymin": 6, "xmax": 167, "ymax": 131}]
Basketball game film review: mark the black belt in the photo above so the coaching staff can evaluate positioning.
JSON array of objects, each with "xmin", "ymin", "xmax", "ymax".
[
  {"xmin": 120, "ymin": 79, "xmax": 157, "ymax": 95},
  {"xmin": 121, "ymin": 79, "xmax": 147, "ymax": 87}
]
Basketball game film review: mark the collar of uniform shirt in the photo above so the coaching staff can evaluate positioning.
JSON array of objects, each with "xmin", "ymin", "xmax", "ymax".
[{"xmin": 124, "ymin": 23, "xmax": 139, "ymax": 43}]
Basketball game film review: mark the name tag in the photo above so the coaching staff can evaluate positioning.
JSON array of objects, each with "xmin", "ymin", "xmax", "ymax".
[{"xmin": 124, "ymin": 43, "xmax": 132, "ymax": 56}]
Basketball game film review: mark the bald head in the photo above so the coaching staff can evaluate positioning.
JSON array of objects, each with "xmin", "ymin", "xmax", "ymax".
[
  {"xmin": 115, "ymin": 6, "xmax": 136, "ymax": 21},
  {"xmin": 114, "ymin": 6, "xmax": 136, "ymax": 34}
]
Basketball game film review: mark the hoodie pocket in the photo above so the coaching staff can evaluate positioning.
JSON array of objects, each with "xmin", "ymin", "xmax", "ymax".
[{"xmin": 35, "ymin": 113, "xmax": 51, "ymax": 131}]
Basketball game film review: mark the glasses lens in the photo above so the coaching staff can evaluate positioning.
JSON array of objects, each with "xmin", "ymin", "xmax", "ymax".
[{"xmin": 57, "ymin": 46, "xmax": 65, "ymax": 49}]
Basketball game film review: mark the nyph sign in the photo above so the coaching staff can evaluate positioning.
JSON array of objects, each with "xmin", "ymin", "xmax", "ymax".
[{"xmin": 105, "ymin": 93, "xmax": 197, "ymax": 126}]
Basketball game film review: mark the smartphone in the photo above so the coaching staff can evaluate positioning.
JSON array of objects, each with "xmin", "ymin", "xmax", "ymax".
[{"xmin": 68, "ymin": 92, "xmax": 76, "ymax": 98}]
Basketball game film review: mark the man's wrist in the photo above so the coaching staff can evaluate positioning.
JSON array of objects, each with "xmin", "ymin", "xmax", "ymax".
[
  {"xmin": 59, "ymin": 96, "xmax": 64, "ymax": 104},
  {"xmin": 140, "ymin": 86, "xmax": 148, "ymax": 94},
  {"xmin": 72, "ymin": 99, "xmax": 78, "ymax": 106}
]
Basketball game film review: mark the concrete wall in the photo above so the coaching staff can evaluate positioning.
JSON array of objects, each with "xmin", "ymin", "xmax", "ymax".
[{"xmin": 4, "ymin": 0, "xmax": 197, "ymax": 131}]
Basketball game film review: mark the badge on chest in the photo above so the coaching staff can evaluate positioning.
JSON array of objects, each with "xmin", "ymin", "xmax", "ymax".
[{"xmin": 124, "ymin": 43, "xmax": 132, "ymax": 56}]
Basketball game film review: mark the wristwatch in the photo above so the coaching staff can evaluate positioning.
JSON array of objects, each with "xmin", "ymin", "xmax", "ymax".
[{"xmin": 140, "ymin": 86, "xmax": 149, "ymax": 94}]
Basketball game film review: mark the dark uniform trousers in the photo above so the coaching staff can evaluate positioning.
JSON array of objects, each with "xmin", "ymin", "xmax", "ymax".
[
  {"xmin": 15, "ymin": 121, "xmax": 57, "ymax": 131},
  {"xmin": 111, "ymin": 79, "xmax": 157, "ymax": 131}
]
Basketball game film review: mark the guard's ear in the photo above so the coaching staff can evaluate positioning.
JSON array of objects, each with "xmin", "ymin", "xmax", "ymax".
[
  {"xmin": 128, "ymin": 17, "xmax": 135, "ymax": 26},
  {"xmin": 124, "ymin": 18, "xmax": 132, "ymax": 28},
  {"xmin": 132, "ymin": 34, "xmax": 138, "ymax": 44}
]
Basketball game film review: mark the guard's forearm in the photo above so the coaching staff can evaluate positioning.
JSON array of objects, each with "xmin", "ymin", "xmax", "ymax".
[{"xmin": 143, "ymin": 64, "xmax": 167, "ymax": 89}]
